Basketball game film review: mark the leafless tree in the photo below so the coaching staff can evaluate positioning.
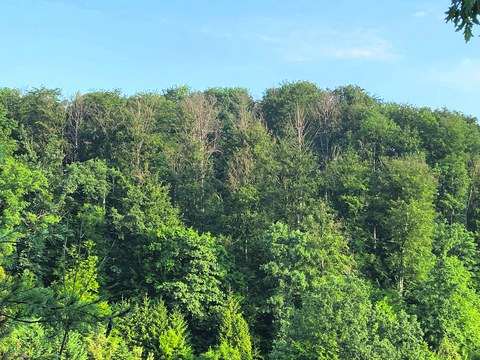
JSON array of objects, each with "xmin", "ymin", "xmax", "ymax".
[{"xmin": 315, "ymin": 91, "xmax": 341, "ymax": 163}]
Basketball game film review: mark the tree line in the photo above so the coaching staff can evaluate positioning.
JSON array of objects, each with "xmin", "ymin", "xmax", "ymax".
[{"xmin": 1, "ymin": 82, "xmax": 480, "ymax": 359}]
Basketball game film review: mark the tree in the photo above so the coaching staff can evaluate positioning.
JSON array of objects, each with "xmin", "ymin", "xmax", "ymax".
[
  {"xmin": 115, "ymin": 295, "xmax": 193, "ymax": 359},
  {"xmin": 270, "ymin": 275, "xmax": 434, "ymax": 360},
  {"xmin": 262, "ymin": 81, "xmax": 321, "ymax": 138},
  {"xmin": 86, "ymin": 325, "xmax": 141, "ymax": 360},
  {"xmin": 258, "ymin": 218, "xmax": 352, "ymax": 352},
  {"xmin": 76, "ymin": 90, "xmax": 129, "ymax": 166},
  {"xmin": 12, "ymin": 88, "xmax": 67, "ymax": 168},
  {"xmin": 379, "ymin": 156, "xmax": 437, "ymax": 295},
  {"xmin": 169, "ymin": 92, "xmax": 222, "ymax": 230},
  {"xmin": 217, "ymin": 294, "xmax": 253, "ymax": 360},
  {"xmin": 115, "ymin": 295, "xmax": 169, "ymax": 357},
  {"xmin": 65, "ymin": 93, "xmax": 87, "ymax": 163},
  {"xmin": 158, "ymin": 310, "xmax": 194, "ymax": 360},
  {"xmin": 0, "ymin": 111, "xmax": 57, "ymax": 346},
  {"xmin": 143, "ymin": 225, "xmax": 225, "ymax": 351},
  {"xmin": 357, "ymin": 154, "xmax": 438, "ymax": 295},
  {"xmin": 50, "ymin": 243, "xmax": 110, "ymax": 358},
  {"xmin": 221, "ymin": 93, "xmax": 278, "ymax": 257},
  {"xmin": 416, "ymin": 256, "xmax": 480, "ymax": 358},
  {"xmin": 435, "ymin": 154, "xmax": 470, "ymax": 225},
  {"xmin": 313, "ymin": 90, "xmax": 341, "ymax": 165},
  {"xmin": 446, "ymin": 0, "xmax": 480, "ymax": 41}
]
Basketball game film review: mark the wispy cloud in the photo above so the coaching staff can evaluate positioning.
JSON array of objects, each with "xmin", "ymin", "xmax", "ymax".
[
  {"xmin": 326, "ymin": 36, "xmax": 394, "ymax": 60},
  {"xmin": 413, "ymin": 11, "xmax": 428, "ymax": 17},
  {"xmin": 197, "ymin": 26, "xmax": 234, "ymax": 39},
  {"xmin": 183, "ymin": 17, "xmax": 397, "ymax": 63},
  {"xmin": 430, "ymin": 58, "xmax": 480, "ymax": 89},
  {"xmin": 412, "ymin": 7, "xmax": 445, "ymax": 20},
  {"xmin": 254, "ymin": 27, "xmax": 396, "ymax": 62}
]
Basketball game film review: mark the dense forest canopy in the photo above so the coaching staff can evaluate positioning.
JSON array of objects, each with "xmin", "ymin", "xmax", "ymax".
[{"xmin": 1, "ymin": 82, "xmax": 480, "ymax": 359}]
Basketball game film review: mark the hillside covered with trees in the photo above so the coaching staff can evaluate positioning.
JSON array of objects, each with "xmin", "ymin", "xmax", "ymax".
[{"xmin": 1, "ymin": 82, "xmax": 480, "ymax": 359}]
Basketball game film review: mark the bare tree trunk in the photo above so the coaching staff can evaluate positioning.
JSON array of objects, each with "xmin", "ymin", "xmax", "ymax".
[
  {"xmin": 67, "ymin": 93, "xmax": 86, "ymax": 163},
  {"xmin": 315, "ymin": 91, "xmax": 340, "ymax": 164}
]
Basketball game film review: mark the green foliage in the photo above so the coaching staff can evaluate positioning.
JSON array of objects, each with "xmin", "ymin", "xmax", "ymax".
[
  {"xmin": 354, "ymin": 108, "xmax": 419, "ymax": 158},
  {"xmin": 380, "ymin": 155, "xmax": 437, "ymax": 294},
  {"xmin": 323, "ymin": 149, "xmax": 370, "ymax": 221},
  {"xmin": 270, "ymin": 275, "xmax": 373, "ymax": 360},
  {"xmin": 416, "ymin": 256, "xmax": 480, "ymax": 358},
  {"xmin": 5, "ymin": 324, "xmax": 90, "ymax": 360},
  {"xmin": 146, "ymin": 226, "xmax": 225, "ymax": 347},
  {"xmin": 259, "ymin": 218, "xmax": 353, "ymax": 348},
  {"xmin": 0, "ymin": 149, "xmax": 49, "ymax": 254},
  {"xmin": 0, "ymin": 84, "xmax": 479, "ymax": 359},
  {"xmin": 435, "ymin": 154, "xmax": 470, "ymax": 224},
  {"xmin": 434, "ymin": 223, "xmax": 478, "ymax": 271},
  {"xmin": 158, "ymin": 310, "xmax": 194, "ymax": 359},
  {"xmin": 116, "ymin": 295, "xmax": 193, "ymax": 359},
  {"xmin": 446, "ymin": 0, "xmax": 480, "ymax": 41},
  {"xmin": 12, "ymin": 88, "xmax": 67, "ymax": 166},
  {"xmin": 217, "ymin": 294, "xmax": 253, "ymax": 360},
  {"xmin": 271, "ymin": 275, "xmax": 434, "ymax": 360},
  {"xmin": 116, "ymin": 295, "xmax": 169, "ymax": 355},
  {"xmin": 262, "ymin": 81, "xmax": 321, "ymax": 136},
  {"xmin": 83, "ymin": 323, "xmax": 147, "ymax": 360},
  {"xmin": 107, "ymin": 171, "xmax": 181, "ymax": 298},
  {"xmin": 199, "ymin": 343, "xmax": 242, "ymax": 360},
  {"xmin": 370, "ymin": 298, "xmax": 435, "ymax": 360},
  {"xmin": 50, "ymin": 245, "xmax": 111, "ymax": 357}
]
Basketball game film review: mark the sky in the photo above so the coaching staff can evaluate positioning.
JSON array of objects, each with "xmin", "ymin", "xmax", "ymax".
[{"xmin": 1, "ymin": 0, "xmax": 480, "ymax": 118}]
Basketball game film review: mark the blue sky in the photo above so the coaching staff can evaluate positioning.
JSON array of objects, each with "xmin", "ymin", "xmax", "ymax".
[{"xmin": 1, "ymin": 0, "xmax": 480, "ymax": 118}]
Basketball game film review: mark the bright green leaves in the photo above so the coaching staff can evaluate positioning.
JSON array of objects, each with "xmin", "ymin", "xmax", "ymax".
[
  {"xmin": 158, "ymin": 310, "xmax": 194, "ymax": 360},
  {"xmin": 50, "ymin": 242, "xmax": 110, "ymax": 357},
  {"xmin": 198, "ymin": 294, "xmax": 253, "ymax": 360},
  {"xmin": 86, "ymin": 325, "xmax": 140, "ymax": 360},
  {"xmin": 116, "ymin": 295, "xmax": 193, "ymax": 359},
  {"xmin": 271, "ymin": 276, "xmax": 434, "ymax": 360},
  {"xmin": 147, "ymin": 226, "xmax": 224, "ymax": 326},
  {"xmin": 1, "ymin": 84, "xmax": 480, "ymax": 358},
  {"xmin": 61, "ymin": 159, "xmax": 110, "ymax": 208},
  {"xmin": 434, "ymin": 223, "xmax": 477, "ymax": 272},
  {"xmin": 0, "ymin": 156, "xmax": 48, "ymax": 254},
  {"xmin": 259, "ymin": 218, "xmax": 353, "ymax": 348},
  {"xmin": 272, "ymin": 276, "xmax": 373, "ymax": 360},
  {"xmin": 323, "ymin": 149, "xmax": 370, "ymax": 220},
  {"xmin": 218, "ymin": 295, "xmax": 253, "ymax": 360},
  {"xmin": 380, "ymin": 156, "xmax": 437, "ymax": 294},
  {"xmin": 12, "ymin": 88, "xmax": 66, "ymax": 166},
  {"xmin": 417, "ymin": 256, "xmax": 480, "ymax": 358},
  {"xmin": 116, "ymin": 296, "xmax": 169, "ymax": 355},
  {"xmin": 435, "ymin": 154, "xmax": 470, "ymax": 224}
]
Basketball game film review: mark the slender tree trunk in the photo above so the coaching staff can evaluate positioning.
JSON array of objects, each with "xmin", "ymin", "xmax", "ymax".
[{"xmin": 59, "ymin": 323, "xmax": 70, "ymax": 358}]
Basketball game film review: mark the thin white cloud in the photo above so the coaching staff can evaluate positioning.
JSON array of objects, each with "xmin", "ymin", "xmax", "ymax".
[
  {"xmin": 255, "ymin": 27, "xmax": 396, "ymax": 62},
  {"xmin": 197, "ymin": 26, "xmax": 234, "ymax": 39},
  {"xmin": 256, "ymin": 34, "xmax": 282, "ymax": 44},
  {"xmin": 412, "ymin": 7, "xmax": 445, "ymax": 20},
  {"xmin": 326, "ymin": 37, "xmax": 394, "ymax": 60},
  {"xmin": 187, "ymin": 17, "xmax": 397, "ymax": 63},
  {"xmin": 430, "ymin": 58, "xmax": 480, "ymax": 89},
  {"xmin": 413, "ymin": 11, "xmax": 428, "ymax": 17}
]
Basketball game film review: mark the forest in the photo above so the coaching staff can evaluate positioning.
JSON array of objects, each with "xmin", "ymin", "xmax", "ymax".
[{"xmin": 1, "ymin": 82, "xmax": 480, "ymax": 359}]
